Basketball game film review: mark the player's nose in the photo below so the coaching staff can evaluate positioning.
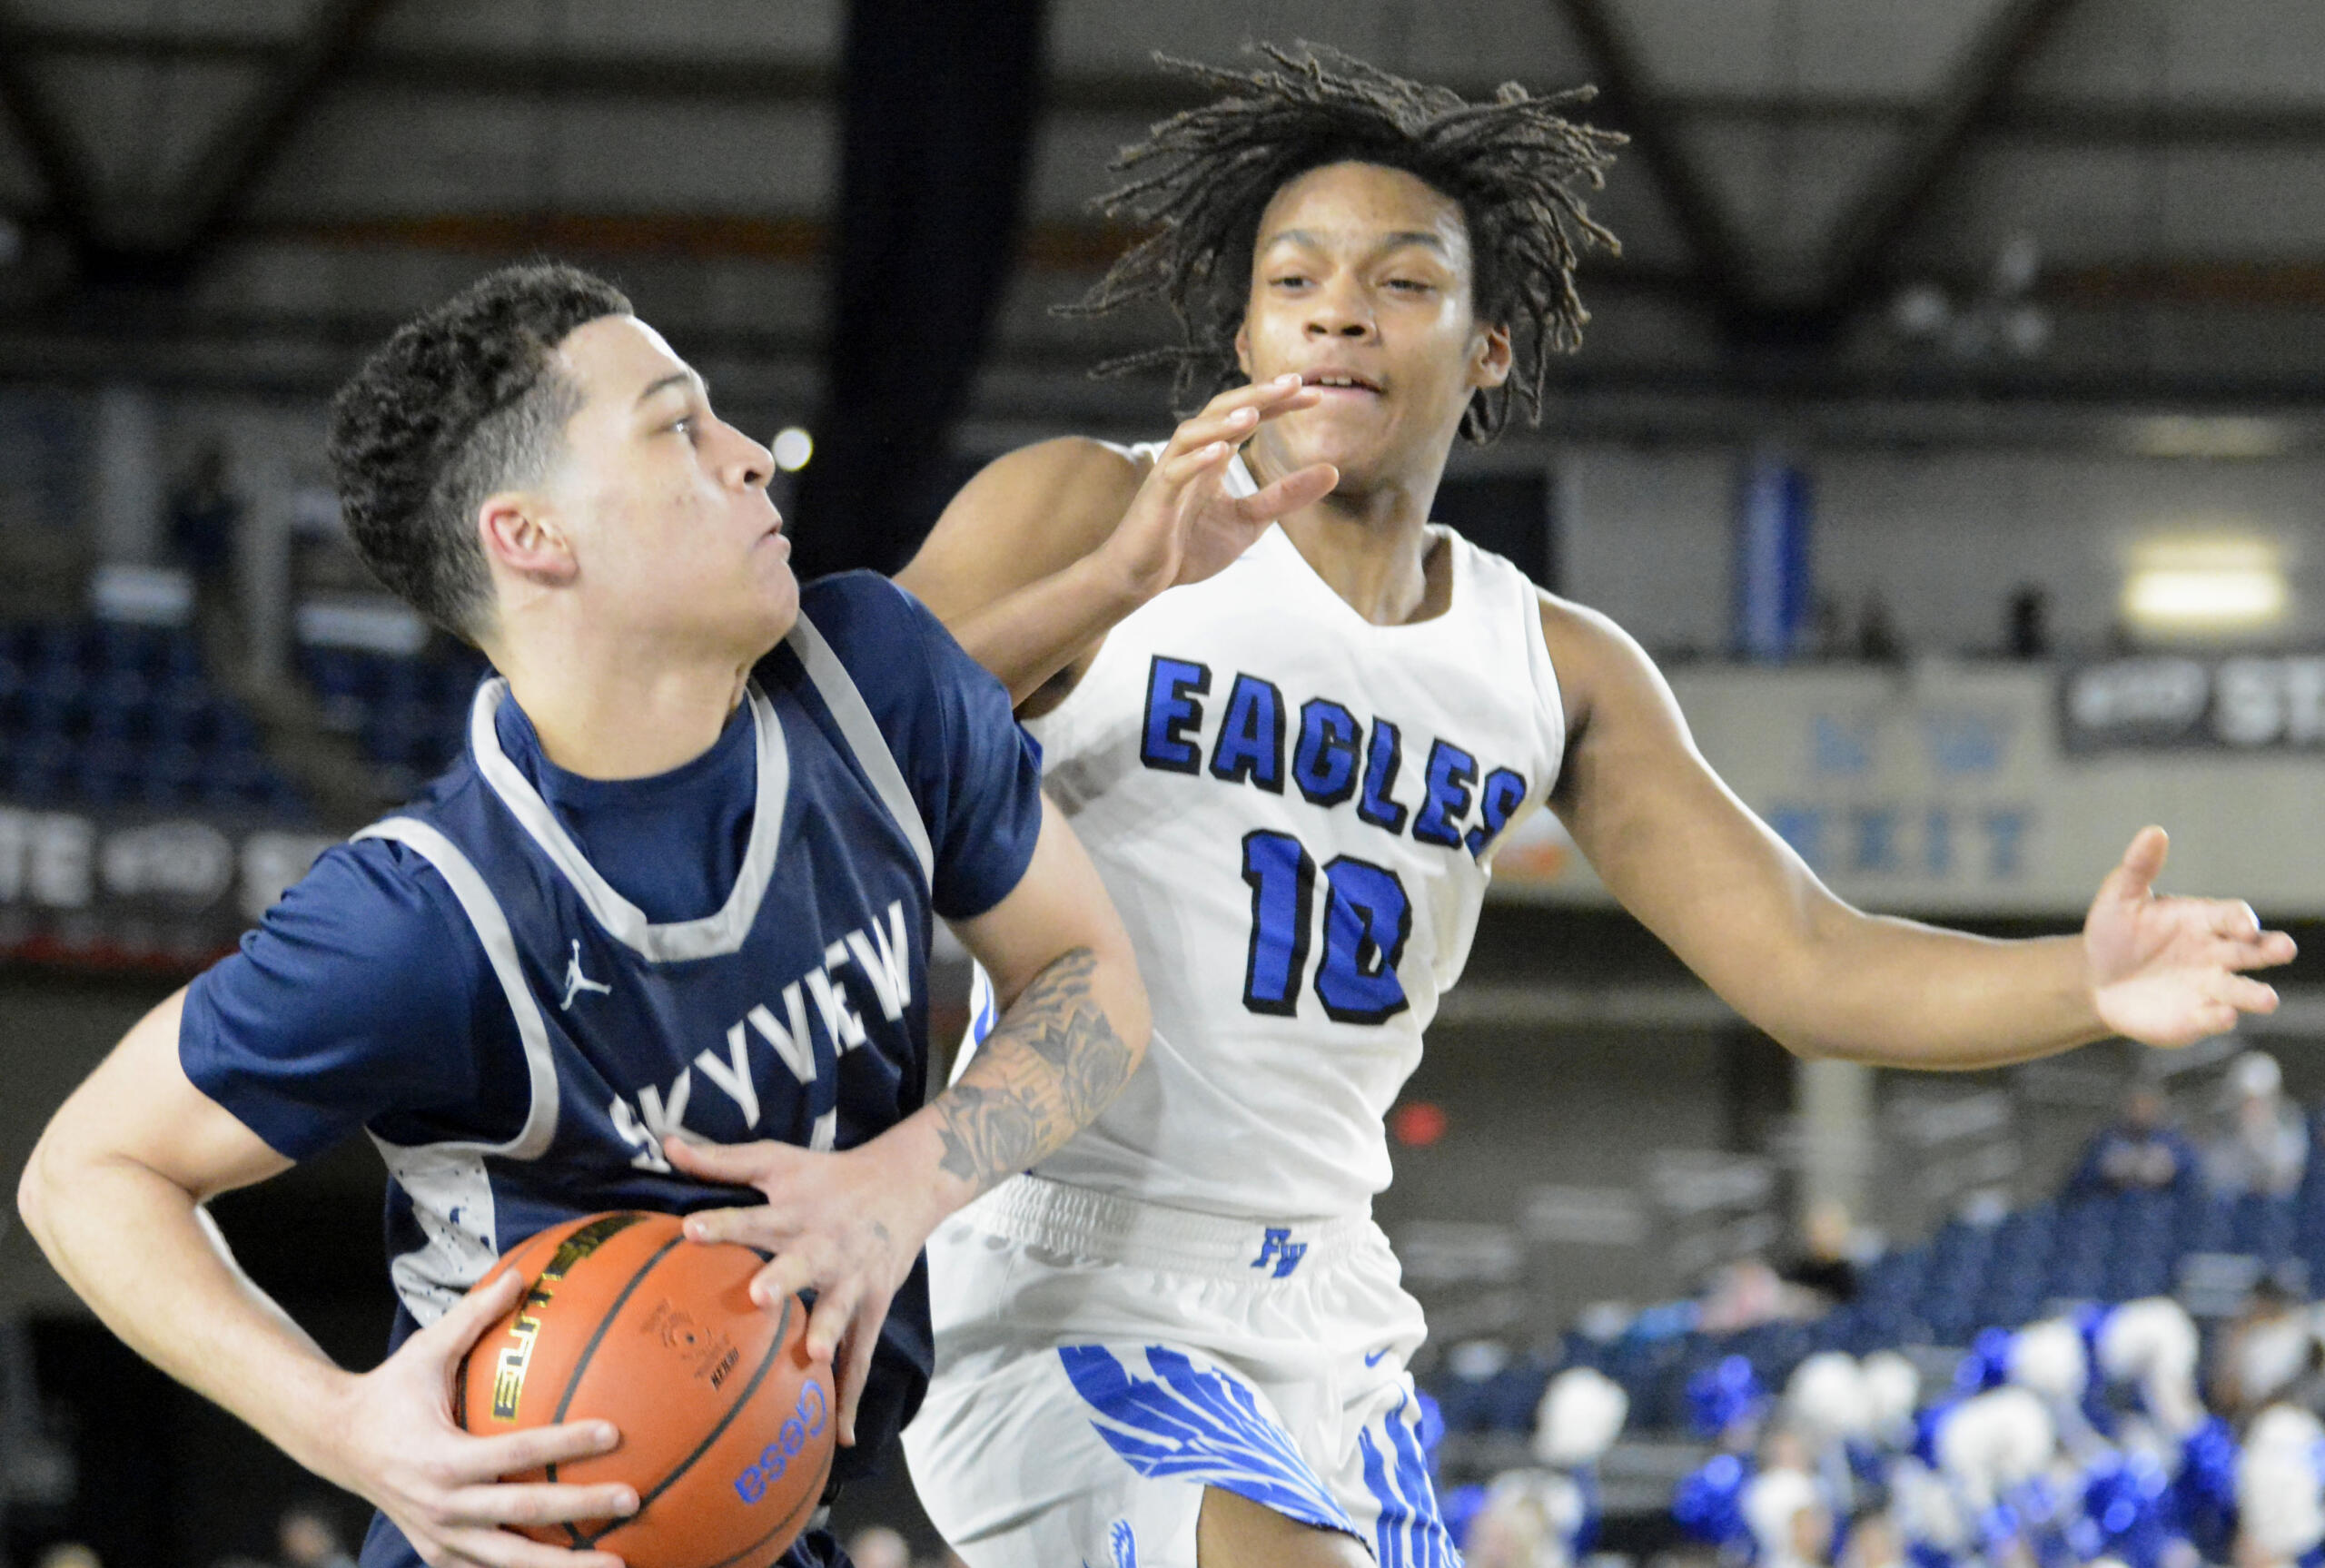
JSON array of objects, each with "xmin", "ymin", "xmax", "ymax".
[
  {"xmin": 1303, "ymin": 276, "xmax": 1373, "ymax": 340},
  {"xmin": 723, "ymin": 421, "xmax": 776, "ymax": 491}
]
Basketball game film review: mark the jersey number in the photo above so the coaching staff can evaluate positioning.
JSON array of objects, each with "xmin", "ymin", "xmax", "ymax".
[{"xmin": 1241, "ymin": 830, "xmax": 1411, "ymax": 1024}]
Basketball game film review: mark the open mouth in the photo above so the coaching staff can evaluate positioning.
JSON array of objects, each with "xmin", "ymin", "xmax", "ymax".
[{"xmin": 1301, "ymin": 370, "xmax": 1382, "ymax": 394}]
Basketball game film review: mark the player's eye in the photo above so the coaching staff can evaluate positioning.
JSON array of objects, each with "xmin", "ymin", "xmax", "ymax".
[
  {"xmin": 670, "ymin": 414, "xmax": 700, "ymax": 439},
  {"xmin": 1385, "ymin": 278, "xmax": 1434, "ymax": 294}
]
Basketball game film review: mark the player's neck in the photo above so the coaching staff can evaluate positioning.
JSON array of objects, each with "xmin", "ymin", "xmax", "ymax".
[
  {"xmin": 485, "ymin": 634, "xmax": 752, "ymax": 781},
  {"xmin": 1250, "ymin": 452, "xmax": 1448, "ymax": 626}
]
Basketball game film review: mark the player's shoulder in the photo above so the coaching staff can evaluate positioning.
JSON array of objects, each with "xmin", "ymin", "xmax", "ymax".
[
  {"xmin": 794, "ymin": 573, "xmax": 994, "ymax": 716},
  {"xmin": 975, "ymin": 435, "xmax": 1147, "ymax": 508},
  {"xmin": 797, "ymin": 571, "xmax": 950, "ymax": 671},
  {"xmin": 1532, "ymin": 589, "xmax": 1682, "ymax": 735}
]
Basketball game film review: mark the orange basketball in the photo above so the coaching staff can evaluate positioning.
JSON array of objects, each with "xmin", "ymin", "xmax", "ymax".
[{"xmin": 455, "ymin": 1211, "xmax": 834, "ymax": 1568}]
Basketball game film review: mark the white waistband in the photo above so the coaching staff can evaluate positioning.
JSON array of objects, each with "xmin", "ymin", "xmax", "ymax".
[{"xmin": 959, "ymin": 1174, "xmax": 1377, "ymax": 1281}]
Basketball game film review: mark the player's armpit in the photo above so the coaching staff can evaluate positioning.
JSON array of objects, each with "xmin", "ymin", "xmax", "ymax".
[{"xmin": 938, "ymin": 797, "xmax": 1152, "ymax": 1192}]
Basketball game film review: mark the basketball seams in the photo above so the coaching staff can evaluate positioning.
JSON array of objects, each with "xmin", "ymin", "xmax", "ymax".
[
  {"xmin": 543, "ymin": 1229, "xmax": 686, "ymax": 1543},
  {"xmin": 575, "ymin": 1296, "xmax": 800, "ymax": 1548}
]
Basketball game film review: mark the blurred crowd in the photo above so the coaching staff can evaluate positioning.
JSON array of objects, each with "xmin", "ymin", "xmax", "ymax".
[{"xmin": 1432, "ymin": 1050, "xmax": 2325, "ymax": 1568}]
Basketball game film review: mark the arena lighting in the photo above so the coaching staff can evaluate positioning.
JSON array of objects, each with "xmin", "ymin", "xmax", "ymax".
[
  {"xmin": 771, "ymin": 427, "xmax": 814, "ymax": 471},
  {"xmin": 2122, "ymin": 539, "xmax": 2289, "ymax": 630}
]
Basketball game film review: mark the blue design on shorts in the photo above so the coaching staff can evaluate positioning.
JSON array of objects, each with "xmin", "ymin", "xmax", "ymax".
[
  {"xmin": 1357, "ymin": 1392, "xmax": 1457, "ymax": 1568},
  {"xmin": 1080, "ymin": 1519, "xmax": 1137, "ymax": 1568},
  {"xmin": 1251, "ymin": 1228, "xmax": 1307, "ymax": 1277},
  {"xmin": 1060, "ymin": 1345, "xmax": 1356, "ymax": 1536}
]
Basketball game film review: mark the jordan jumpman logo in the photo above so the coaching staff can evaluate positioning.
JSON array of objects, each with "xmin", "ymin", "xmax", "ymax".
[{"xmin": 560, "ymin": 940, "xmax": 611, "ymax": 1011}]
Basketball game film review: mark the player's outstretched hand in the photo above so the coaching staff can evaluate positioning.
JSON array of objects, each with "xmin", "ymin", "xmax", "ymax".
[
  {"xmin": 1097, "ymin": 373, "xmax": 1338, "ymax": 601},
  {"xmin": 2084, "ymin": 825, "xmax": 2297, "ymax": 1048},
  {"xmin": 315, "ymin": 1267, "xmax": 637, "ymax": 1568},
  {"xmin": 664, "ymin": 1134, "xmax": 930, "ymax": 1449}
]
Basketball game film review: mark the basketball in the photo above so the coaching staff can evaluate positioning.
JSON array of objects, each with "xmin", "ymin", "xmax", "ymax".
[{"xmin": 455, "ymin": 1211, "xmax": 834, "ymax": 1567}]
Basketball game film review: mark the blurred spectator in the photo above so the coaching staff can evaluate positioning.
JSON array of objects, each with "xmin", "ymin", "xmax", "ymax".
[
  {"xmin": 2206, "ymin": 1052, "xmax": 2307, "ymax": 1198},
  {"xmin": 845, "ymin": 1528, "xmax": 909, "ymax": 1568},
  {"xmin": 2003, "ymin": 586, "xmax": 2050, "ymax": 659},
  {"xmin": 2065, "ymin": 1085, "xmax": 2199, "ymax": 1199},
  {"xmin": 1776, "ymin": 1200, "xmax": 1861, "ymax": 1308},
  {"xmin": 1839, "ymin": 1510, "xmax": 1904, "ymax": 1568},
  {"xmin": 2210, "ymin": 1279, "xmax": 2320, "ymax": 1423},
  {"xmin": 278, "ymin": 1503, "xmax": 356, "ymax": 1568},
  {"xmin": 168, "ymin": 440, "xmax": 242, "ymax": 591}
]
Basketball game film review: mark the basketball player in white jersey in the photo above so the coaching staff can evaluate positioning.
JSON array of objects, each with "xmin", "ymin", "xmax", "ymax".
[{"xmin": 895, "ymin": 45, "xmax": 2294, "ymax": 1568}]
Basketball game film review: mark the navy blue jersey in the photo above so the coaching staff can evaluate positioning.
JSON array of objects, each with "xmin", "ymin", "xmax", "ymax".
[{"xmin": 180, "ymin": 575, "xmax": 1043, "ymax": 1564}]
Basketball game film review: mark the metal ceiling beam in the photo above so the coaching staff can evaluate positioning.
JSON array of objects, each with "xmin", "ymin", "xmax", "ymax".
[
  {"xmin": 158, "ymin": 0, "xmax": 403, "ymax": 266},
  {"xmin": 1548, "ymin": 0, "xmax": 1761, "ymax": 330},
  {"xmin": 1818, "ymin": 0, "xmax": 2087, "ymax": 325},
  {"xmin": 27, "ymin": 22, "xmax": 2325, "ymax": 150},
  {"xmin": 0, "ymin": 2, "xmax": 106, "ymax": 252}
]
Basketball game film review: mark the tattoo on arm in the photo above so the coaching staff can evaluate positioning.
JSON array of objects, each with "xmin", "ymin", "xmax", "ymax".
[{"xmin": 932, "ymin": 948, "xmax": 1133, "ymax": 1191}]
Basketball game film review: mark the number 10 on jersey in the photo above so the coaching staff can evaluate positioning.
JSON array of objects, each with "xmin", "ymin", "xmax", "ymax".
[{"xmin": 1241, "ymin": 831, "xmax": 1412, "ymax": 1024}]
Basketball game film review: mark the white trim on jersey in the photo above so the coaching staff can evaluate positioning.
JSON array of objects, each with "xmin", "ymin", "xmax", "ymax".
[
  {"xmin": 787, "ymin": 610, "xmax": 935, "ymax": 888},
  {"xmin": 467, "ymin": 676, "xmax": 792, "ymax": 963},
  {"xmin": 350, "ymin": 815, "xmax": 562, "ymax": 1324}
]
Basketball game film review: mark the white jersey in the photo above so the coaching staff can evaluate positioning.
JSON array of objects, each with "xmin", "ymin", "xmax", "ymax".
[{"xmin": 1001, "ymin": 448, "xmax": 1567, "ymax": 1220}]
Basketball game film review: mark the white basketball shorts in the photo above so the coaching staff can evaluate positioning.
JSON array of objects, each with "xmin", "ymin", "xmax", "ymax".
[{"xmin": 901, "ymin": 1174, "xmax": 1458, "ymax": 1568}]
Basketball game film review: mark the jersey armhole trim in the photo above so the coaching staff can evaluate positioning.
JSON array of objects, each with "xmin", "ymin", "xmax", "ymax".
[
  {"xmin": 786, "ymin": 608, "xmax": 936, "ymax": 890},
  {"xmin": 351, "ymin": 817, "xmax": 559, "ymax": 1162}
]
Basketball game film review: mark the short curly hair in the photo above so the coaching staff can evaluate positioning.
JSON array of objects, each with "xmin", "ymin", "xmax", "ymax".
[
  {"xmin": 1067, "ymin": 43, "xmax": 1624, "ymax": 443},
  {"xmin": 326, "ymin": 262, "xmax": 631, "ymax": 638}
]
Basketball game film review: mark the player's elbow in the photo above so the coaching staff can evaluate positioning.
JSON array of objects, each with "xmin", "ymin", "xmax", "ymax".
[{"xmin": 15, "ymin": 1127, "xmax": 59, "ymax": 1254}]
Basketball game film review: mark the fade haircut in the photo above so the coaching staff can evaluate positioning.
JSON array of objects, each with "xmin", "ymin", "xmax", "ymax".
[
  {"xmin": 326, "ymin": 262, "xmax": 631, "ymax": 638},
  {"xmin": 1067, "ymin": 44, "xmax": 1624, "ymax": 443}
]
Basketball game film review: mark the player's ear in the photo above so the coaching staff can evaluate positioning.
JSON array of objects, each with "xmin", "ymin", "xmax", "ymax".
[
  {"xmin": 1233, "ymin": 320, "xmax": 1253, "ymax": 380},
  {"xmin": 479, "ymin": 493, "xmax": 579, "ymax": 590},
  {"xmin": 1469, "ymin": 321, "xmax": 1512, "ymax": 391}
]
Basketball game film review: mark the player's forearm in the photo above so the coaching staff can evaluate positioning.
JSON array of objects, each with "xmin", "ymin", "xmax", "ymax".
[
  {"xmin": 940, "ymin": 553, "xmax": 1147, "ymax": 705},
  {"xmin": 1750, "ymin": 913, "xmax": 2102, "ymax": 1069},
  {"xmin": 17, "ymin": 1145, "xmax": 361, "ymax": 1484},
  {"xmin": 886, "ymin": 944, "xmax": 1146, "ymax": 1218}
]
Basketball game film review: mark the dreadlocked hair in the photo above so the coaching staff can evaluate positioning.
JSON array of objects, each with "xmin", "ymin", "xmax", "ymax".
[{"xmin": 1065, "ymin": 42, "xmax": 1624, "ymax": 443}]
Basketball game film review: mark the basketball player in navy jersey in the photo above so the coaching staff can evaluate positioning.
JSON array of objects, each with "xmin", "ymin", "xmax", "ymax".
[
  {"xmin": 18, "ymin": 264, "xmax": 1155, "ymax": 1568},
  {"xmin": 893, "ymin": 46, "xmax": 2297, "ymax": 1568}
]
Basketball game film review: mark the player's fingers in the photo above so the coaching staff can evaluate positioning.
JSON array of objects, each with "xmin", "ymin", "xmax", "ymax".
[
  {"xmin": 799, "ymin": 1276, "xmax": 860, "ymax": 1368},
  {"xmin": 682, "ymin": 1201, "xmax": 796, "ymax": 1249},
  {"xmin": 2240, "ymin": 929, "xmax": 2301, "ymax": 967},
  {"xmin": 2215, "ymin": 972, "xmax": 2281, "ymax": 1015},
  {"xmin": 440, "ymin": 1478, "xmax": 639, "ymax": 1530},
  {"xmin": 1185, "ymin": 372, "xmax": 1308, "ymax": 426},
  {"xmin": 662, "ymin": 1134, "xmax": 781, "ymax": 1186},
  {"xmin": 437, "ymin": 1524, "xmax": 624, "ymax": 1568},
  {"xmin": 1161, "ymin": 376, "xmax": 1313, "ymax": 459},
  {"xmin": 1153, "ymin": 440, "xmax": 1238, "ymax": 492},
  {"xmin": 835, "ymin": 1306, "xmax": 885, "ymax": 1448},
  {"xmin": 422, "ymin": 1267, "xmax": 528, "ymax": 1357},
  {"xmin": 749, "ymin": 1249, "xmax": 824, "ymax": 1313},
  {"xmin": 2109, "ymin": 825, "xmax": 2170, "ymax": 899},
  {"xmin": 460, "ymin": 1417, "xmax": 623, "ymax": 1480},
  {"xmin": 1237, "ymin": 462, "xmax": 1337, "ymax": 523},
  {"xmin": 2205, "ymin": 900, "xmax": 2263, "ymax": 942}
]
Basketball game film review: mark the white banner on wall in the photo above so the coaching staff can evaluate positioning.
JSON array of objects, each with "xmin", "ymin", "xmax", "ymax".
[{"xmin": 1491, "ymin": 661, "xmax": 2325, "ymax": 917}]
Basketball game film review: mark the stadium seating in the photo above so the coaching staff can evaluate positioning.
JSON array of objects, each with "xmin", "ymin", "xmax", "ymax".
[
  {"xmin": 298, "ymin": 642, "xmax": 490, "ymax": 796},
  {"xmin": 0, "ymin": 620, "xmax": 309, "ymax": 815},
  {"xmin": 1441, "ymin": 1168, "xmax": 2325, "ymax": 1440}
]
